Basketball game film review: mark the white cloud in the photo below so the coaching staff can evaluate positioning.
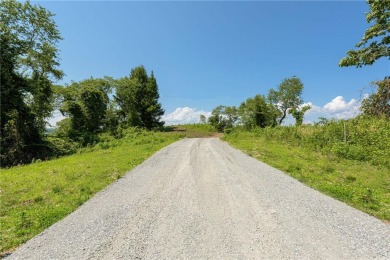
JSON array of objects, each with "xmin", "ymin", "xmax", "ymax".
[
  {"xmin": 162, "ymin": 107, "xmax": 211, "ymax": 125},
  {"xmin": 323, "ymin": 96, "xmax": 359, "ymax": 113},
  {"xmin": 301, "ymin": 96, "xmax": 362, "ymax": 124},
  {"xmin": 322, "ymin": 96, "xmax": 360, "ymax": 119}
]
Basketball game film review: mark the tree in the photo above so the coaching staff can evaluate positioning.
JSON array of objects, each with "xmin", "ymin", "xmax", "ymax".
[
  {"xmin": 59, "ymin": 78, "xmax": 110, "ymax": 141},
  {"xmin": 360, "ymin": 78, "xmax": 390, "ymax": 118},
  {"xmin": 238, "ymin": 95, "xmax": 278, "ymax": 129},
  {"xmin": 339, "ymin": 1, "xmax": 389, "ymax": 119},
  {"xmin": 339, "ymin": 0, "xmax": 390, "ymax": 68},
  {"xmin": 208, "ymin": 106, "xmax": 238, "ymax": 132},
  {"xmin": 268, "ymin": 77, "xmax": 304, "ymax": 125},
  {"xmin": 0, "ymin": 0, "xmax": 63, "ymax": 166},
  {"xmin": 115, "ymin": 66, "xmax": 164, "ymax": 129},
  {"xmin": 289, "ymin": 105, "xmax": 311, "ymax": 126},
  {"xmin": 199, "ymin": 114, "xmax": 207, "ymax": 124}
]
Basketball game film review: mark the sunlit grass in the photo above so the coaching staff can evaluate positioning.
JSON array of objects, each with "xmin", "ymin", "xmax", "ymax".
[
  {"xmin": 173, "ymin": 124, "xmax": 219, "ymax": 138},
  {"xmin": 223, "ymin": 130, "xmax": 390, "ymax": 222},
  {"xmin": 0, "ymin": 129, "xmax": 183, "ymax": 255}
]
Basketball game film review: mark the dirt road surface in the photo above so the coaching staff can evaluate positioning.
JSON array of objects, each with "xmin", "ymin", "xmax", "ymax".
[{"xmin": 8, "ymin": 138, "xmax": 390, "ymax": 259}]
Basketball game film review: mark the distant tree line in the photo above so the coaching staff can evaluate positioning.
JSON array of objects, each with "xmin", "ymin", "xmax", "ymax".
[
  {"xmin": 0, "ymin": 1, "xmax": 164, "ymax": 167},
  {"xmin": 206, "ymin": 0, "xmax": 390, "ymax": 132},
  {"xmin": 206, "ymin": 76, "xmax": 312, "ymax": 132}
]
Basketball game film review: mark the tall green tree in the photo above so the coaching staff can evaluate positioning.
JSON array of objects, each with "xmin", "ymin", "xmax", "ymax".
[
  {"xmin": 268, "ymin": 77, "xmax": 304, "ymax": 125},
  {"xmin": 0, "ymin": 0, "xmax": 63, "ymax": 166},
  {"xmin": 59, "ymin": 78, "xmax": 110, "ymax": 141},
  {"xmin": 339, "ymin": 0, "xmax": 390, "ymax": 68},
  {"xmin": 238, "ymin": 95, "xmax": 278, "ymax": 129},
  {"xmin": 115, "ymin": 66, "xmax": 164, "ymax": 129}
]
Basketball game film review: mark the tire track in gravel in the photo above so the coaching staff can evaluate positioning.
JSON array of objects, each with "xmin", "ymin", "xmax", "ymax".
[{"xmin": 7, "ymin": 138, "xmax": 390, "ymax": 259}]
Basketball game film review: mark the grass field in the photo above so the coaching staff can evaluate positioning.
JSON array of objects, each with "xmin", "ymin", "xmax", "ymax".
[
  {"xmin": 0, "ymin": 128, "xmax": 183, "ymax": 255},
  {"xmin": 2, "ymin": 121, "xmax": 388, "ymax": 255},
  {"xmin": 171, "ymin": 124, "xmax": 220, "ymax": 138},
  {"xmin": 223, "ymin": 130, "xmax": 390, "ymax": 222}
]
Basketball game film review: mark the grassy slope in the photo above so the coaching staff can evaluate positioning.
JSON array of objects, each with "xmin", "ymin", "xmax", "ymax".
[
  {"xmin": 0, "ymin": 130, "xmax": 183, "ymax": 255},
  {"xmin": 223, "ymin": 131, "xmax": 390, "ymax": 222}
]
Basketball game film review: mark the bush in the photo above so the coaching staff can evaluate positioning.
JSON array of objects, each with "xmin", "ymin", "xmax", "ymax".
[{"xmin": 226, "ymin": 116, "xmax": 389, "ymax": 168}]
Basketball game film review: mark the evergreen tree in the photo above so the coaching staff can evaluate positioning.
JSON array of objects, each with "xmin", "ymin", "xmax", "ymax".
[{"xmin": 115, "ymin": 66, "xmax": 164, "ymax": 129}]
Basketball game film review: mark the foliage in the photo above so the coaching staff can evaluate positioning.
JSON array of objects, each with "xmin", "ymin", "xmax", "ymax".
[
  {"xmin": 199, "ymin": 114, "xmax": 207, "ymax": 124},
  {"xmin": 0, "ymin": 128, "xmax": 183, "ymax": 255},
  {"xmin": 361, "ymin": 78, "xmax": 390, "ymax": 118},
  {"xmin": 238, "ymin": 94, "xmax": 278, "ymax": 129},
  {"xmin": 115, "ymin": 66, "xmax": 164, "ymax": 129},
  {"xmin": 268, "ymin": 76, "xmax": 304, "ymax": 125},
  {"xmin": 58, "ymin": 78, "xmax": 111, "ymax": 143},
  {"xmin": 0, "ymin": 0, "xmax": 63, "ymax": 167},
  {"xmin": 173, "ymin": 124, "xmax": 218, "ymax": 138},
  {"xmin": 208, "ymin": 105, "xmax": 238, "ymax": 132},
  {"xmin": 339, "ymin": 0, "xmax": 390, "ymax": 67},
  {"xmin": 224, "ymin": 117, "xmax": 390, "ymax": 220},
  {"xmin": 232, "ymin": 117, "xmax": 390, "ymax": 168},
  {"xmin": 289, "ymin": 104, "xmax": 311, "ymax": 126}
]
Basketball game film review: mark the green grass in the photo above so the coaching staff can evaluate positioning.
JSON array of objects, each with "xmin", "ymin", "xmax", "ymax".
[
  {"xmin": 172, "ymin": 124, "xmax": 220, "ymax": 138},
  {"xmin": 0, "ymin": 128, "xmax": 183, "ymax": 255},
  {"xmin": 223, "ymin": 130, "xmax": 390, "ymax": 222}
]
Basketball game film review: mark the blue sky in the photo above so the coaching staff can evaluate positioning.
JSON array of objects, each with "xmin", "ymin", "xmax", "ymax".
[{"xmin": 40, "ymin": 0, "xmax": 389, "ymax": 125}]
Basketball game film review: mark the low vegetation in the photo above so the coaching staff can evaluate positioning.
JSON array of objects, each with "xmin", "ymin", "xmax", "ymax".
[
  {"xmin": 1, "ymin": 0, "xmax": 389, "ymax": 256},
  {"xmin": 223, "ymin": 116, "xmax": 390, "ymax": 221},
  {"xmin": 172, "ymin": 124, "xmax": 219, "ymax": 138},
  {"xmin": 0, "ymin": 128, "xmax": 183, "ymax": 255}
]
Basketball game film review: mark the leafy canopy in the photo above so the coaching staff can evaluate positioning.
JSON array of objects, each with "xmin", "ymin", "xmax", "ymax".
[
  {"xmin": 339, "ymin": 0, "xmax": 390, "ymax": 67},
  {"xmin": 0, "ymin": 0, "xmax": 63, "ymax": 166},
  {"xmin": 115, "ymin": 66, "xmax": 164, "ymax": 129},
  {"xmin": 208, "ymin": 105, "xmax": 238, "ymax": 132},
  {"xmin": 238, "ymin": 95, "xmax": 278, "ymax": 129},
  {"xmin": 361, "ymin": 78, "xmax": 390, "ymax": 118},
  {"xmin": 59, "ymin": 78, "xmax": 111, "ymax": 138},
  {"xmin": 268, "ymin": 76, "xmax": 304, "ymax": 125}
]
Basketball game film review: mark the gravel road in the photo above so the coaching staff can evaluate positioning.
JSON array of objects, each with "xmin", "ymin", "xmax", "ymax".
[{"xmin": 8, "ymin": 138, "xmax": 390, "ymax": 259}]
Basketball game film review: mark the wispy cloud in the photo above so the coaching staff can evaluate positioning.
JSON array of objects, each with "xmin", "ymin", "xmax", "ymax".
[{"xmin": 162, "ymin": 107, "xmax": 211, "ymax": 125}]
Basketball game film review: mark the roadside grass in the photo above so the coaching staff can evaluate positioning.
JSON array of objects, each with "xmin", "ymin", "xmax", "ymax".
[
  {"xmin": 172, "ymin": 124, "xmax": 220, "ymax": 138},
  {"xmin": 223, "ymin": 130, "xmax": 390, "ymax": 222},
  {"xmin": 0, "ymin": 128, "xmax": 183, "ymax": 255}
]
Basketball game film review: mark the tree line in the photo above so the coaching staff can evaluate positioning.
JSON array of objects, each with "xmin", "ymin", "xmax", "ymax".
[
  {"xmin": 206, "ymin": 76, "xmax": 312, "ymax": 132},
  {"xmin": 206, "ymin": 0, "xmax": 390, "ymax": 132},
  {"xmin": 1, "ymin": 0, "xmax": 389, "ymax": 167},
  {"xmin": 0, "ymin": 1, "xmax": 164, "ymax": 167},
  {"xmin": 56, "ymin": 67, "xmax": 164, "ymax": 144}
]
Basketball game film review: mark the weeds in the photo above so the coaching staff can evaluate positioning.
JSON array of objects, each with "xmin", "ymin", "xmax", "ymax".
[{"xmin": 223, "ymin": 117, "xmax": 390, "ymax": 221}]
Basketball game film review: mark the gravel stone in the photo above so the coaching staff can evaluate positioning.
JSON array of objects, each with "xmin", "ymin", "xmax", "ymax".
[{"xmin": 7, "ymin": 138, "xmax": 390, "ymax": 259}]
